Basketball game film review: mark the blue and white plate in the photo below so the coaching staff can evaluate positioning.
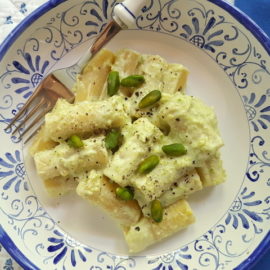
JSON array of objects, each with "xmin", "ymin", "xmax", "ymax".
[{"xmin": 0, "ymin": 0, "xmax": 270, "ymax": 269}]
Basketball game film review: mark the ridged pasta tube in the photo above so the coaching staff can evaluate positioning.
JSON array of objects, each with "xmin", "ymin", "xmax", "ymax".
[
  {"xmin": 43, "ymin": 95, "xmax": 129, "ymax": 142},
  {"xmin": 77, "ymin": 171, "xmax": 141, "ymax": 226},
  {"xmin": 34, "ymin": 136, "xmax": 108, "ymax": 180},
  {"xmin": 123, "ymin": 199, "xmax": 195, "ymax": 253}
]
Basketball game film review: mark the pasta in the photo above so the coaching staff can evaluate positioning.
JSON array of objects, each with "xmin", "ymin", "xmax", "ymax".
[
  {"xmin": 104, "ymin": 117, "xmax": 164, "ymax": 187},
  {"xmin": 122, "ymin": 199, "xmax": 195, "ymax": 253},
  {"xmin": 43, "ymin": 96, "xmax": 129, "ymax": 142},
  {"xmin": 31, "ymin": 48, "xmax": 226, "ymax": 253},
  {"xmin": 77, "ymin": 171, "xmax": 141, "ymax": 227},
  {"xmin": 34, "ymin": 136, "xmax": 108, "ymax": 179},
  {"xmin": 74, "ymin": 49, "xmax": 115, "ymax": 102}
]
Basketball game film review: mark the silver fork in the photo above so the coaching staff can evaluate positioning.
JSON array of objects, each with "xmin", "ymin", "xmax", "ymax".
[{"xmin": 5, "ymin": 0, "xmax": 146, "ymax": 143}]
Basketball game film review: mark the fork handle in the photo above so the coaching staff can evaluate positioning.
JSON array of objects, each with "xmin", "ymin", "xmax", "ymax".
[
  {"xmin": 113, "ymin": 0, "xmax": 145, "ymax": 29},
  {"xmin": 78, "ymin": 0, "xmax": 145, "ymax": 66},
  {"xmin": 55, "ymin": 0, "xmax": 146, "ymax": 88}
]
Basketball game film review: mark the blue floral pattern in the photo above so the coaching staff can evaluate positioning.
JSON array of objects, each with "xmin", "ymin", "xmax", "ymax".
[
  {"xmin": 19, "ymin": 3, "xmax": 27, "ymax": 14},
  {"xmin": 5, "ymin": 16, "xmax": 13, "ymax": 25},
  {"xmin": 246, "ymin": 135, "xmax": 270, "ymax": 183},
  {"xmin": 10, "ymin": 53, "xmax": 50, "ymax": 99},
  {"xmin": 180, "ymin": 5, "xmax": 225, "ymax": 52},
  {"xmin": 0, "ymin": 0, "xmax": 270, "ymax": 269},
  {"xmin": 136, "ymin": 0, "xmax": 181, "ymax": 32},
  {"xmin": 0, "ymin": 150, "xmax": 27, "ymax": 193},
  {"xmin": 3, "ymin": 258, "xmax": 14, "ymax": 270},
  {"xmin": 148, "ymin": 248, "xmax": 191, "ymax": 270},
  {"xmin": 226, "ymin": 187, "xmax": 264, "ymax": 230},
  {"xmin": 47, "ymin": 229, "xmax": 92, "ymax": 267},
  {"xmin": 243, "ymin": 92, "xmax": 270, "ymax": 131},
  {"xmin": 0, "ymin": 100, "xmax": 26, "ymax": 144}
]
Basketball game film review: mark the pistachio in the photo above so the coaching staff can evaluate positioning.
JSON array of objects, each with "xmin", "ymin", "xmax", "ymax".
[
  {"xmin": 162, "ymin": 143, "xmax": 187, "ymax": 156},
  {"xmin": 107, "ymin": 71, "xmax": 120, "ymax": 97},
  {"xmin": 138, "ymin": 90, "xmax": 162, "ymax": 109},
  {"xmin": 116, "ymin": 186, "xmax": 134, "ymax": 201},
  {"xmin": 151, "ymin": 199, "xmax": 163, "ymax": 223},
  {"xmin": 121, "ymin": 75, "xmax": 145, "ymax": 87},
  {"xmin": 138, "ymin": 155, "xmax": 159, "ymax": 174},
  {"xmin": 159, "ymin": 121, "xmax": 171, "ymax": 136},
  {"xmin": 67, "ymin": 135, "xmax": 84, "ymax": 148},
  {"xmin": 105, "ymin": 129, "xmax": 122, "ymax": 152}
]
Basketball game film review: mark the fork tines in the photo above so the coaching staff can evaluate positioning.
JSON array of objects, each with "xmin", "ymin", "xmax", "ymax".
[{"xmin": 5, "ymin": 74, "xmax": 75, "ymax": 143}]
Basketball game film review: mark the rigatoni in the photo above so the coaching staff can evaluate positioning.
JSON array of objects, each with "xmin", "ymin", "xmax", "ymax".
[
  {"xmin": 43, "ymin": 96, "xmax": 129, "ymax": 142},
  {"xmin": 196, "ymin": 153, "xmax": 226, "ymax": 187},
  {"xmin": 104, "ymin": 118, "xmax": 163, "ymax": 187},
  {"xmin": 77, "ymin": 171, "xmax": 141, "ymax": 226},
  {"xmin": 159, "ymin": 170, "xmax": 202, "ymax": 205},
  {"xmin": 137, "ymin": 169, "xmax": 203, "ymax": 217},
  {"xmin": 162, "ymin": 63, "xmax": 189, "ymax": 94},
  {"xmin": 123, "ymin": 199, "xmax": 195, "ymax": 253},
  {"xmin": 112, "ymin": 49, "xmax": 141, "ymax": 96},
  {"xmin": 34, "ymin": 136, "xmax": 108, "ymax": 180},
  {"xmin": 31, "ymin": 48, "xmax": 226, "ymax": 253},
  {"xmin": 43, "ymin": 176, "xmax": 78, "ymax": 197},
  {"xmin": 73, "ymin": 49, "xmax": 115, "ymax": 102},
  {"xmin": 30, "ymin": 125, "xmax": 58, "ymax": 156}
]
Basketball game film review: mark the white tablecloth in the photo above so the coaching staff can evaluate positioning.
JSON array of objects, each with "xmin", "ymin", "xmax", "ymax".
[{"xmin": 0, "ymin": 0, "xmax": 234, "ymax": 269}]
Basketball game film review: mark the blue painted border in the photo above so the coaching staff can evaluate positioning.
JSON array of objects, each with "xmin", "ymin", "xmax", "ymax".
[
  {"xmin": 235, "ymin": 231, "xmax": 270, "ymax": 270},
  {"xmin": 0, "ymin": 225, "xmax": 40, "ymax": 270},
  {"xmin": 0, "ymin": 0, "xmax": 269, "ymax": 269},
  {"xmin": 0, "ymin": 0, "xmax": 67, "ymax": 61},
  {"xmin": 208, "ymin": 0, "xmax": 270, "ymax": 55},
  {"xmin": 205, "ymin": 1, "xmax": 270, "ymax": 269}
]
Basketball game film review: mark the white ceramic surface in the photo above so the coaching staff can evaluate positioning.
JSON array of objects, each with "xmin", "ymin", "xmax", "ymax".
[{"xmin": 0, "ymin": 0, "xmax": 269, "ymax": 269}]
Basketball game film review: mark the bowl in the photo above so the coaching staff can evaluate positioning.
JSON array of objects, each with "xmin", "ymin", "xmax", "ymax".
[{"xmin": 0, "ymin": 0, "xmax": 270, "ymax": 269}]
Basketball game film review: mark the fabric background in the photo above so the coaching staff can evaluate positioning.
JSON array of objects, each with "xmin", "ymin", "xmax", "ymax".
[{"xmin": 0, "ymin": 0, "xmax": 269, "ymax": 269}]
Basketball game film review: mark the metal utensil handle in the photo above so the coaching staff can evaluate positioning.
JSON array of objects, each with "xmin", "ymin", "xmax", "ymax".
[
  {"xmin": 113, "ymin": 0, "xmax": 146, "ymax": 28},
  {"xmin": 71, "ymin": 0, "xmax": 146, "ymax": 75},
  {"xmin": 49, "ymin": 0, "xmax": 147, "ymax": 89}
]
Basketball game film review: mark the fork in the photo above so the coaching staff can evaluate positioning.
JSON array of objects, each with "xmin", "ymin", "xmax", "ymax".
[{"xmin": 5, "ymin": 0, "xmax": 146, "ymax": 143}]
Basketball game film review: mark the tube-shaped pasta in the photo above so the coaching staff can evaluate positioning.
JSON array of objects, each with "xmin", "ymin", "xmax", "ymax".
[
  {"xmin": 123, "ymin": 199, "xmax": 195, "ymax": 253},
  {"xmin": 43, "ymin": 176, "xmax": 78, "ymax": 197},
  {"xmin": 43, "ymin": 95, "xmax": 129, "ymax": 142},
  {"xmin": 196, "ymin": 152, "xmax": 226, "ymax": 187},
  {"xmin": 34, "ymin": 136, "xmax": 108, "ymax": 180},
  {"xmin": 136, "ymin": 169, "xmax": 202, "ymax": 216},
  {"xmin": 162, "ymin": 63, "xmax": 189, "ymax": 94},
  {"xmin": 111, "ymin": 49, "xmax": 142, "ymax": 96},
  {"xmin": 104, "ymin": 118, "xmax": 163, "ymax": 187},
  {"xmin": 74, "ymin": 49, "xmax": 115, "ymax": 102},
  {"xmin": 130, "ymin": 157, "xmax": 194, "ymax": 203},
  {"xmin": 159, "ymin": 169, "xmax": 202, "ymax": 205},
  {"xmin": 113, "ymin": 49, "xmax": 141, "ymax": 78},
  {"xmin": 77, "ymin": 171, "xmax": 141, "ymax": 226},
  {"xmin": 30, "ymin": 125, "xmax": 57, "ymax": 156}
]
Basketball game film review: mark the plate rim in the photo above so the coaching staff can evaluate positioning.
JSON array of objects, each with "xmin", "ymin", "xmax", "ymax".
[
  {"xmin": 0, "ymin": 0, "xmax": 67, "ymax": 61},
  {"xmin": 0, "ymin": 225, "xmax": 40, "ymax": 270},
  {"xmin": 0, "ymin": 0, "xmax": 270, "ymax": 269}
]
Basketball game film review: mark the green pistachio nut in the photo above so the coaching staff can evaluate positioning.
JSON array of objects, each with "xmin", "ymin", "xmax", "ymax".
[
  {"xmin": 138, "ymin": 155, "xmax": 160, "ymax": 174},
  {"xmin": 138, "ymin": 90, "xmax": 162, "ymax": 109},
  {"xmin": 105, "ymin": 129, "xmax": 122, "ymax": 152},
  {"xmin": 116, "ymin": 186, "xmax": 134, "ymax": 200},
  {"xmin": 162, "ymin": 143, "xmax": 187, "ymax": 156},
  {"xmin": 67, "ymin": 135, "xmax": 84, "ymax": 148},
  {"xmin": 151, "ymin": 199, "xmax": 164, "ymax": 223},
  {"xmin": 107, "ymin": 71, "xmax": 120, "ymax": 97},
  {"xmin": 120, "ymin": 75, "xmax": 145, "ymax": 87}
]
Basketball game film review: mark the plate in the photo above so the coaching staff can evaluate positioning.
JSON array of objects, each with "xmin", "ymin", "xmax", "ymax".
[{"xmin": 0, "ymin": 0, "xmax": 270, "ymax": 269}]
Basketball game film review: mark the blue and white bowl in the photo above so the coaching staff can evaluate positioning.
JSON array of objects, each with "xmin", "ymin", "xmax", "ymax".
[{"xmin": 0, "ymin": 0, "xmax": 270, "ymax": 269}]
